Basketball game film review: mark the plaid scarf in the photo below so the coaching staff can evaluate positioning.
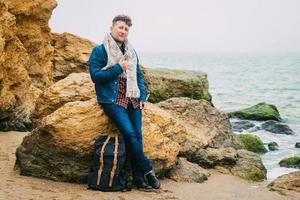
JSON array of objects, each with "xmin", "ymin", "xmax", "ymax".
[{"xmin": 101, "ymin": 33, "xmax": 140, "ymax": 98}]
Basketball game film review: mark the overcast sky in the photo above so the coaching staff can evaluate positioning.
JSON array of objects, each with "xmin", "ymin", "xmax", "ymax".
[{"xmin": 49, "ymin": 0, "xmax": 300, "ymax": 53}]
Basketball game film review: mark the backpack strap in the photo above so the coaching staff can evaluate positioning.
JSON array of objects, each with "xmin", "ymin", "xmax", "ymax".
[
  {"xmin": 97, "ymin": 135, "xmax": 111, "ymax": 186},
  {"xmin": 109, "ymin": 135, "xmax": 119, "ymax": 187}
]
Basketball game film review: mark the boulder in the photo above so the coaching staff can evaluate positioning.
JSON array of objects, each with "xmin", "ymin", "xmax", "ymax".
[
  {"xmin": 238, "ymin": 134, "xmax": 268, "ymax": 154},
  {"xmin": 230, "ymin": 149, "xmax": 267, "ymax": 181},
  {"xmin": 295, "ymin": 142, "xmax": 300, "ymax": 148},
  {"xmin": 51, "ymin": 32, "xmax": 96, "ymax": 81},
  {"xmin": 16, "ymin": 98, "xmax": 180, "ymax": 182},
  {"xmin": 0, "ymin": 0, "xmax": 57, "ymax": 131},
  {"xmin": 168, "ymin": 157, "xmax": 210, "ymax": 183},
  {"xmin": 261, "ymin": 120, "xmax": 295, "ymax": 135},
  {"xmin": 144, "ymin": 68, "xmax": 212, "ymax": 104},
  {"xmin": 279, "ymin": 156, "xmax": 300, "ymax": 168},
  {"xmin": 228, "ymin": 102, "xmax": 281, "ymax": 121},
  {"xmin": 268, "ymin": 171, "xmax": 300, "ymax": 195},
  {"xmin": 157, "ymin": 97, "xmax": 266, "ymax": 181}
]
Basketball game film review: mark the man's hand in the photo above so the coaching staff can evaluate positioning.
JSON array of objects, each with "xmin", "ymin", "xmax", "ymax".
[
  {"xmin": 140, "ymin": 102, "xmax": 146, "ymax": 110},
  {"xmin": 119, "ymin": 56, "xmax": 128, "ymax": 71}
]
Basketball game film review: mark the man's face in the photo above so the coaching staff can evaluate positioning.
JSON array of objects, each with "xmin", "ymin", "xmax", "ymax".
[{"xmin": 110, "ymin": 21, "xmax": 129, "ymax": 43}]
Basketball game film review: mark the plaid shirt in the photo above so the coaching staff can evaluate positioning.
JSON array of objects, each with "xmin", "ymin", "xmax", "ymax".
[{"xmin": 114, "ymin": 76, "xmax": 140, "ymax": 109}]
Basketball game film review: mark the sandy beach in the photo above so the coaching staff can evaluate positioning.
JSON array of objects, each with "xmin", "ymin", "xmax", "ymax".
[{"xmin": 0, "ymin": 131, "xmax": 298, "ymax": 200}]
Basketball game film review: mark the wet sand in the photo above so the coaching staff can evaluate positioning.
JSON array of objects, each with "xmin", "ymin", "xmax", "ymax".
[{"xmin": 0, "ymin": 131, "xmax": 299, "ymax": 200}]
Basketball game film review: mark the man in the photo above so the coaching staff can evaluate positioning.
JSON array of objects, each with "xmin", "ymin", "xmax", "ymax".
[{"xmin": 88, "ymin": 15, "xmax": 160, "ymax": 190}]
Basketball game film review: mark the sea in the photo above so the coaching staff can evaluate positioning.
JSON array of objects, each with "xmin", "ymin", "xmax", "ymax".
[{"xmin": 140, "ymin": 52, "xmax": 300, "ymax": 181}]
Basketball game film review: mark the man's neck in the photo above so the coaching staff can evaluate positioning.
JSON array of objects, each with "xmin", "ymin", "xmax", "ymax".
[
  {"xmin": 116, "ymin": 41, "xmax": 123, "ymax": 48},
  {"xmin": 110, "ymin": 33, "xmax": 123, "ymax": 47}
]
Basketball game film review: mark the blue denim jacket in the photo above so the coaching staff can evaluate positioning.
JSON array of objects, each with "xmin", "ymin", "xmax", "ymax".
[{"xmin": 87, "ymin": 44, "xmax": 148, "ymax": 103}]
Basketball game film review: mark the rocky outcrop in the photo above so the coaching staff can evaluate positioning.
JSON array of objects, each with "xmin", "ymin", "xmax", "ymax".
[
  {"xmin": 0, "ymin": 0, "xmax": 57, "ymax": 131},
  {"xmin": 228, "ymin": 102, "xmax": 281, "ymax": 121},
  {"xmin": 15, "ymin": 72, "xmax": 266, "ymax": 182},
  {"xmin": 51, "ymin": 32, "xmax": 96, "ymax": 81},
  {"xmin": 144, "ymin": 68, "xmax": 212, "ymax": 104},
  {"xmin": 156, "ymin": 98, "xmax": 266, "ymax": 181},
  {"xmin": 268, "ymin": 171, "xmax": 300, "ymax": 195}
]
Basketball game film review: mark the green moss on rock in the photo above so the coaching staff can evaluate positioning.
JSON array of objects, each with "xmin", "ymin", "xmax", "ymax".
[
  {"xmin": 279, "ymin": 156, "xmax": 300, "ymax": 168},
  {"xmin": 244, "ymin": 167, "xmax": 267, "ymax": 181},
  {"xmin": 238, "ymin": 134, "xmax": 268, "ymax": 153},
  {"xmin": 228, "ymin": 102, "xmax": 281, "ymax": 121},
  {"xmin": 144, "ymin": 68, "xmax": 212, "ymax": 104}
]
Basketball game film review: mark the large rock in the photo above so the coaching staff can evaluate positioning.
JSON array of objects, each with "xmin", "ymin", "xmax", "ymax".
[
  {"xmin": 144, "ymin": 68, "xmax": 212, "ymax": 103},
  {"xmin": 0, "ymin": 0, "xmax": 57, "ymax": 131},
  {"xmin": 268, "ymin": 171, "xmax": 300, "ymax": 195},
  {"xmin": 51, "ymin": 32, "xmax": 96, "ymax": 81},
  {"xmin": 156, "ymin": 97, "xmax": 266, "ymax": 181},
  {"xmin": 30, "ymin": 73, "xmax": 95, "ymax": 127},
  {"xmin": 16, "ymin": 98, "xmax": 181, "ymax": 182},
  {"xmin": 228, "ymin": 102, "xmax": 281, "ymax": 121}
]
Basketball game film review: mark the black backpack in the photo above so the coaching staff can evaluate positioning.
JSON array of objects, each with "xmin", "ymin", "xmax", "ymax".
[{"xmin": 88, "ymin": 134, "xmax": 127, "ymax": 191}]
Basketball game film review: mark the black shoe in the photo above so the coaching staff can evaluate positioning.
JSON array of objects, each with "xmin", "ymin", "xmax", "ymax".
[
  {"xmin": 132, "ymin": 178, "xmax": 152, "ymax": 190},
  {"xmin": 145, "ymin": 171, "xmax": 160, "ymax": 189}
]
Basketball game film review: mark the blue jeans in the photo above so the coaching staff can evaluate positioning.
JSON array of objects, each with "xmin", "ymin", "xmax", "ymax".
[{"xmin": 99, "ymin": 101, "xmax": 152, "ymax": 180}]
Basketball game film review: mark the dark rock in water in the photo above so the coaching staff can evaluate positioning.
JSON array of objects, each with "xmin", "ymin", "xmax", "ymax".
[
  {"xmin": 231, "ymin": 120, "xmax": 255, "ymax": 132},
  {"xmin": 268, "ymin": 142, "xmax": 279, "ymax": 151},
  {"xmin": 238, "ymin": 134, "xmax": 268, "ymax": 154},
  {"xmin": 279, "ymin": 156, "xmax": 300, "ymax": 168},
  {"xmin": 248, "ymin": 126, "xmax": 261, "ymax": 133},
  {"xmin": 261, "ymin": 120, "xmax": 295, "ymax": 135},
  {"xmin": 227, "ymin": 102, "xmax": 281, "ymax": 121},
  {"xmin": 295, "ymin": 142, "xmax": 300, "ymax": 148}
]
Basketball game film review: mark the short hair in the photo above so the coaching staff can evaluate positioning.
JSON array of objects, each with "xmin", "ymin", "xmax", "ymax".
[{"xmin": 112, "ymin": 15, "xmax": 132, "ymax": 27}]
